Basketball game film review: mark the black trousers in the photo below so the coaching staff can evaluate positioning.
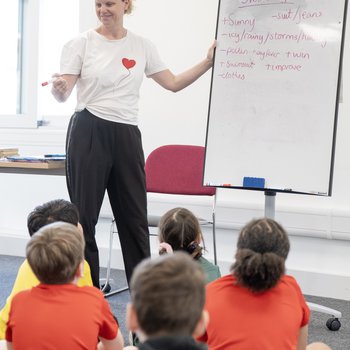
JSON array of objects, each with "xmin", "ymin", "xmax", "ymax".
[{"xmin": 66, "ymin": 109, "xmax": 150, "ymax": 288}]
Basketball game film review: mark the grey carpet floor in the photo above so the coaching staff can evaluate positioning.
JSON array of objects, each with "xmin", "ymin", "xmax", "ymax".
[{"xmin": 0, "ymin": 255, "xmax": 349, "ymax": 349}]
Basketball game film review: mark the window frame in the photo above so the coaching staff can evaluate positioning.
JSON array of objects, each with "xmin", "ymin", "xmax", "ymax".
[
  {"xmin": 0, "ymin": 0, "xmax": 39, "ymax": 128},
  {"xmin": 0, "ymin": 0, "xmax": 94, "ymax": 130}
]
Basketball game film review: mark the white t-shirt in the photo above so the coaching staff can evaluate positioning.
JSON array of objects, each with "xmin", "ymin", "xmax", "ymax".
[{"xmin": 60, "ymin": 29, "xmax": 167, "ymax": 125}]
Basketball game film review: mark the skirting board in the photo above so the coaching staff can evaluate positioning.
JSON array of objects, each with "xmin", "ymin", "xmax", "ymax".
[{"xmin": 100, "ymin": 193, "xmax": 350, "ymax": 241}]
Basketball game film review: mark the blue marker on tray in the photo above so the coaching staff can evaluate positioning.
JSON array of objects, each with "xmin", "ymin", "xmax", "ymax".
[{"xmin": 243, "ymin": 177, "xmax": 265, "ymax": 189}]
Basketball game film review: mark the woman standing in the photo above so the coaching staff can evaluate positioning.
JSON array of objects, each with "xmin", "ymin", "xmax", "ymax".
[{"xmin": 51, "ymin": 0, "xmax": 215, "ymax": 288}]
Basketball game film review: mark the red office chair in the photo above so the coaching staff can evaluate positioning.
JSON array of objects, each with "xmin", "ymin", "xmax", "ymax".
[{"xmin": 145, "ymin": 144, "xmax": 218, "ymax": 264}]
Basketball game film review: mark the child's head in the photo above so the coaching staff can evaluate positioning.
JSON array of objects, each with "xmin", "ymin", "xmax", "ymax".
[
  {"xmin": 232, "ymin": 218, "xmax": 290, "ymax": 293},
  {"xmin": 127, "ymin": 252, "xmax": 207, "ymax": 339},
  {"xmin": 26, "ymin": 221, "xmax": 85, "ymax": 285},
  {"xmin": 27, "ymin": 199, "xmax": 79, "ymax": 237},
  {"xmin": 158, "ymin": 207, "xmax": 204, "ymax": 259}
]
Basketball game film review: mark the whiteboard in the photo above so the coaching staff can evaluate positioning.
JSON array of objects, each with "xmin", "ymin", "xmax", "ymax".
[{"xmin": 204, "ymin": 0, "xmax": 348, "ymax": 195}]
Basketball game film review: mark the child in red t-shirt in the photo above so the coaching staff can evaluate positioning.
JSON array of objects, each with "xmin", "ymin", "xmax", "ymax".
[
  {"xmin": 198, "ymin": 218, "xmax": 331, "ymax": 350},
  {"xmin": 6, "ymin": 222, "xmax": 124, "ymax": 350},
  {"xmin": 125, "ymin": 253, "xmax": 209, "ymax": 350}
]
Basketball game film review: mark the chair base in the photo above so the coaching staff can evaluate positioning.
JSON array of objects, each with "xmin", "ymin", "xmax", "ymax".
[
  {"xmin": 307, "ymin": 302, "xmax": 342, "ymax": 331},
  {"xmin": 103, "ymin": 286, "xmax": 129, "ymax": 298}
]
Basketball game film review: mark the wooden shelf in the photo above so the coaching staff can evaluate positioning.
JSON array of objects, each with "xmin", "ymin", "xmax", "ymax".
[
  {"xmin": 0, "ymin": 160, "xmax": 65, "ymax": 169},
  {"xmin": 0, "ymin": 160, "xmax": 65, "ymax": 176}
]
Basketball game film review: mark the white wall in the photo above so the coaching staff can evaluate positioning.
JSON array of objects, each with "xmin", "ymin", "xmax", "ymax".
[{"xmin": 1, "ymin": 0, "xmax": 350, "ymax": 300}]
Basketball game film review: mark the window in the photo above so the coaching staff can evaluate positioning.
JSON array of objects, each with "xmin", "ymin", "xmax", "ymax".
[
  {"xmin": 0, "ymin": 0, "xmax": 22, "ymax": 115},
  {"xmin": 38, "ymin": 0, "xmax": 79, "ymax": 121},
  {"xmin": 0, "ymin": 0, "xmax": 80, "ymax": 128}
]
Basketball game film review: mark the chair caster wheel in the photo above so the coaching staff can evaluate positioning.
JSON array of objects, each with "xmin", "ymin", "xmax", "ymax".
[
  {"xmin": 326, "ymin": 317, "xmax": 341, "ymax": 331},
  {"xmin": 101, "ymin": 283, "xmax": 111, "ymax": 294}
]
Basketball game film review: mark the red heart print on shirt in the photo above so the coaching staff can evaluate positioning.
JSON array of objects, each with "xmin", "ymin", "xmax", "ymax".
[{"xmin": 122, "ymin": 58, "xmax": 136, "ymax": 70}]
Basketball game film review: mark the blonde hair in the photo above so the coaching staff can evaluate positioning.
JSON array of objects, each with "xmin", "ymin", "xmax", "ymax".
[
  {"xmin": 26, "ymin": 222, "xmax": 85, "ymax": 284},
  {"xmin": 125, "ymin": 0, "xmax": 133, "ymax": 14},
  {"xmin": 130, "ymin": 253, "xmax": 206, "ymax": 336}
]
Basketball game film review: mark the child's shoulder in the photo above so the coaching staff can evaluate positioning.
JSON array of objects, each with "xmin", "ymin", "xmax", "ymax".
[
  {"xmin": 280, "ymin": 274, "xmax": 303, "ymax": 292},
  {"xmin": 10, "ymin": 287, "xmax": 33, "ymax": 307},
  {"xmin": 18, "ymin": 259, "xmax": 33, "ymax": 275},
  {"xmin": 198, "ymin": 257, "xmax": 221, "ymax": 283},
  {"xmin": 198, "ymin": 256, "xmax": 219, "ymax": 270},
  {"xmin": 75, "ymin": 285, "xmax": 105, "ymax": 297},
  {"xmin": 13, "ymin": 259, "xmax": 40, "ymax": 290},
  {"xmin": 40, "ymin": 284, "xmax": 106, "ymax": 303},
  {"xmin": 75, "ymin": 286, "xmax": 111, "ymax": 306},
  {"xmin": 206, "ymin": 274, "xmax": 234, "ymax": 290}
]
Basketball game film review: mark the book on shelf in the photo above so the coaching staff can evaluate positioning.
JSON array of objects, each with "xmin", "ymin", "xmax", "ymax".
[
  {"xmin": 6, "ymin": 155, "xmax": 66, "ymax": 163},
  {"xmin": 0, "ymin": 148, "xmax": 19, "ymax": 157}
]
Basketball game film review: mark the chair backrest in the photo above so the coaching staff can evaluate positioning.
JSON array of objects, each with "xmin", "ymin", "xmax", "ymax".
[{"xmin": 145, "ymin": 145, "xmax": 216, "ymax": 196}]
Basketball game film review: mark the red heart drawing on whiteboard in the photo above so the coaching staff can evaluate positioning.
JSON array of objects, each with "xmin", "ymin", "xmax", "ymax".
[{"xmin": 122, "ymin": 58, "xmax": 136, "ymax": 70}]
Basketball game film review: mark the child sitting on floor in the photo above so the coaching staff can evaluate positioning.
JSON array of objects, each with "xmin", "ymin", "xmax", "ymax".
[
  {"xmin": 0, "ymin": 199, "xmax": 93, "ymax": 340},
  {"xmin": 158, "ymin": 207, "xmax": 220, "ymax": 284},
  {"xmin": 198, "ymin": 217, "xmax": 332, "ymax": 350},
  {"xmin": 5, "ymin": 222, "xmax": 123, "ymax": 350},
  {"xmin": 125, "ymin": 252, "xmax": 209, "ymax": 350}
]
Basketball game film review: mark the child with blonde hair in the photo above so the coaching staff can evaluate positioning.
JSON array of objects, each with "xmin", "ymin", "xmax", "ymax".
[
  {"xmin": 5, "ymin": 222, "xmax": 123, "ymax": 350},
  {"xmin": 125, "ymin": 252, "xmax": 208, "ymax": 350},
  {"xmin": 0, "ymin": 199, "xmax": 93, "ymax": 340}
]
